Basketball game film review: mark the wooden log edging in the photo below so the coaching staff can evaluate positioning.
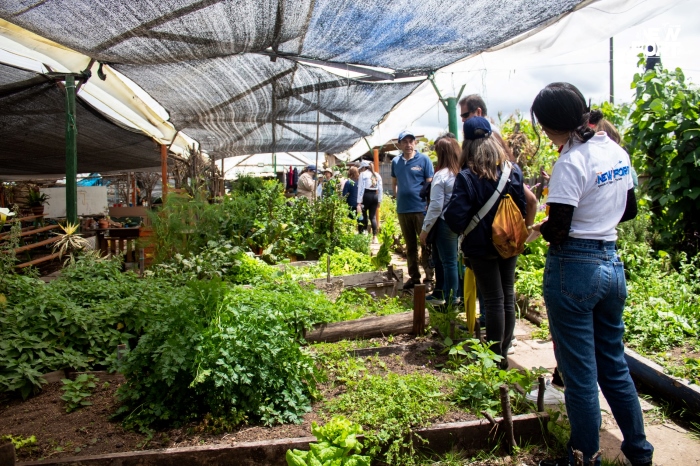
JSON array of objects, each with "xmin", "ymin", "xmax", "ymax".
[
  {"xmin": 518, "ymin": 293, "xmax": 700, "ymax": 411},
  {"xmin": 624, "ymin": 347, "xmax": 700, "ymax": 412},
  {"xmin": 18, "ymin": 413, "xmax": 549, "ymax": 466},
  {"xmin": 304, "ymin": 310, "xmax": 428, "ymax": 343}
]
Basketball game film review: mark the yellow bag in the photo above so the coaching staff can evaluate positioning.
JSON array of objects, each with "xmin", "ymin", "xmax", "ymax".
[{"xmin": 492, "ymin": 194, "xmax": 528, "ymax": 259}]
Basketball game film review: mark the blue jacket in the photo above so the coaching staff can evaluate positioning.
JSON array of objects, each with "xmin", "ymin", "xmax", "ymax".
[
  {"xmin": 443, "ymin": 163, "xmax": 527, "ymax": 258},
  {"xmin": 342, "ymin": 179, "xmax": 358, "ymax": 207}
]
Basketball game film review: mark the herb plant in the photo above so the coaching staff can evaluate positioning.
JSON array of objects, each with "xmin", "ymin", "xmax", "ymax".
[{"xmin": 60, "ymin": 373, "xmax": 98, "ymax": 412}]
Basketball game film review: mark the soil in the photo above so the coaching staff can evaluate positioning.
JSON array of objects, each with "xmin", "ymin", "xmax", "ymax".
[{"xmin": 0, "ymin": 333, "xmax": 487, "ymax": 463}]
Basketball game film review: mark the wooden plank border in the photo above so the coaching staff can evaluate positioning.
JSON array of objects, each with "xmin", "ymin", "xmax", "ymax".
[{"xmin": 18, "ymin": 413, "xmax": 549, "ymax": 466}]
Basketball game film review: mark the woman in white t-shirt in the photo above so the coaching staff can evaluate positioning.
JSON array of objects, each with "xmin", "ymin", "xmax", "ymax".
[
  {"xmin": 356, "ymin": 161, "xmax": 383, "ymax": 243},
  {"xmin": 530, "ymin": 82, "xmax": 653, "ymax": 466}
]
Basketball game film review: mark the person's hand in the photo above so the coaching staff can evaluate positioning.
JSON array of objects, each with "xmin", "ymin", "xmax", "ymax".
[
  {"xmin": 530, "ymin": 217, "xmax": 548, "ymax": 233},
  {"xmin": 419, "ymin": 230, "xmax": 428, "ymax": 246},
  {"xmin": 541, "ymin": 170, "xmax": 550, "ymax": 181}
]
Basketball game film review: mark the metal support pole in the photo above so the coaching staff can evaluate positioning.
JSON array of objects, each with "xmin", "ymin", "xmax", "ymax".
[
  {"xmin": 373, "ymin": 148, "xmax": 380, "ymax": 225},
  {"xmin": 446, "ymin": 97, "xmax": 459, "ymax": 138},
  {"xmin": 609, "ymin": 37, "xmax": 614, "ymax": 104},
  {"xmin": 313, "ymin": 89, "xmax": 320, "ymax": 202},
  {"xmin": 65, "ymin": 74, "xmax": 78, "ymax": 224},
  {"xmin": 161, "ymin": 144, "xmax": 168, "ymax": 201}
]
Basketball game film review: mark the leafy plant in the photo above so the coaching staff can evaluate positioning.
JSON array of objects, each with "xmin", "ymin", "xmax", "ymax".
[
  {"xmin": 286, "ymin": 416, "xmax": 371, "ymax": 466},
  {"xmin": 60, "ymin": 373, "xmax": 98, "ymax": 412},
  {"xmin": 324, "ymin": 371, "xmax": 448, "ymax": 465},
  {"xmin": 27, "ymin": 189, "xmax": 50, "ymax": 207},
  {"xmin": 626, "ymin": 59, "xmax": 700, "ymax": 253},
  {"xmin": 450, "ymin": 339, "xmax": 544, "ymax": 417},
  {"xmin": 53, "ymin": 222, "xmax": 91, "ymax": 265},
  {"xmin": 1, "ymin": 434, "xmax": 37, "ymax": 451},
  {"xmin": 114, "ymin": 279, "xmax": 330, "ymax": 432}
]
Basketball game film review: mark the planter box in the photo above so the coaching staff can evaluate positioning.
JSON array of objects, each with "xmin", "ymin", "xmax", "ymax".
[{"xmin": 17, "ymin": 413, "xmax": 548, "ymax": 466}]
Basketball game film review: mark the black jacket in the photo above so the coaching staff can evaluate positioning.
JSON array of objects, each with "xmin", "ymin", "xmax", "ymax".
[{"xmin": 443, "ymin": 163, "xmax": 527, "ymax": 257}]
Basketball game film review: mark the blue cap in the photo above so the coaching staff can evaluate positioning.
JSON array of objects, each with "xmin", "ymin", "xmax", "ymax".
[
  {"xmin": 398, "ymin": 130, "xmax": 416, "ymax": 142},
  {"xmin": 463, "ymin": 116, "xmax": 492, "ymax": 140},
  {"xmin": 307, "ymin": 164, "xmax": 317, "ymax": 171}
]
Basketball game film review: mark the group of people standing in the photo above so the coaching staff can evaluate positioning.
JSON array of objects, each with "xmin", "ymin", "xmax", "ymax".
[{"xmin": 392, "ymin": 86, "xmax": 653, "ymax": 466}]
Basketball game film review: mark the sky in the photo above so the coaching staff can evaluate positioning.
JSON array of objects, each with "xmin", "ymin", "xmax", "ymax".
[{"xmin": 406, "ymin": 0, "xmax": 699, "ymax": 140}]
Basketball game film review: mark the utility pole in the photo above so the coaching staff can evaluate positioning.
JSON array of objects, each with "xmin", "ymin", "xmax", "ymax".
[{"xmin": 609, "ymin": 37, "xmax": 614, "ymax": 104}]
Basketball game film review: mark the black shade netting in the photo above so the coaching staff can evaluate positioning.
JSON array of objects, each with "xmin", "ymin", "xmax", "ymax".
[
  {"xmin": 2, "ymin": 0, "xmax": 583, "ymax": 71},
  {"xmin": 115, "ymin": 55, "xmax": 421, "ymax": 158},
  {"xmin": 0, "ymin": 67, "xmax": 162, "ymax": 176}
]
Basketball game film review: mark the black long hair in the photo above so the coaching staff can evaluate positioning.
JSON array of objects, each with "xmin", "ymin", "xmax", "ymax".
[{"xmin": 530, "ymin": 82, "xmax": 596, "ymax": 149}]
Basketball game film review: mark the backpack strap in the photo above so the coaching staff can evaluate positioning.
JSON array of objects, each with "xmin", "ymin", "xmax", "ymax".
[{"xmin": 462, "ymin": 162, "xmax": 512, "ymax": 237}]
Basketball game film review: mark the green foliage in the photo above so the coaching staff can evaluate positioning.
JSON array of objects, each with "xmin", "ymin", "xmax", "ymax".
[
  {"xmin": 312, "ymin": 249, "xmax": 374, "ymax": 277},
  {"xmin": 324, "ymin": 371, "xmax": 448, "ymax": 465},
  {"xmin": 0, "ymin": 206, "xmax": 20, "ymax": 290},
  {"xmin": 60, "ymin": 373, "xmax": 98, "ymax": 412},
  {"xmin": 531, "ymin": 320, "xmax": 550, "ymax": 341},
  {"xmin": 626, "ymin": 59, "xmax": 700, "ymax": 251},
  {"xmin": 114, "ymin": 280, "xmax": 327, "ymax": 432},
  {"xmin": 286, "ymin": 416, "xmax": 371, "ymax": 466},
  {"xmin": 0, "ymin": 255, "xmax": 177, "ymax": 399},
  {"xmin": 500, "ymin": 112, "xmax": 559, "ymax": 180},
  {"xmin": 371, "ymin": 217, "xmax": 396, "ymax": 269},
  {"xmin": 147, "ymin": 190, "xmax": 225, "ymax": 263},
  {"xmin": 1, "ymin": 434, "xmax": 37, "ymax": 450},
  {"xmin": 450, "ymin": 340, "xmax": 544, "ymax": 417},
  {"xmin": 333, "ymin": 288, "xmax": 411, "ymax": 320},
  {"xmin": 546, "ymin": 409, "xmax": 571, "ymax": 450}
]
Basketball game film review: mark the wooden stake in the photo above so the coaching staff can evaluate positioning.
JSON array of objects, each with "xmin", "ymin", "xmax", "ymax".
[
  {"xmin": 499, "ymin": 384, "xmax": 516, "ymax": 454},
  {"xmin": 537, "ymin": 375, "xmax": 546, "ymax": 412},
  {"xmin": 412, "ymin": 284, "xmax": 426, "ymax": 335}
]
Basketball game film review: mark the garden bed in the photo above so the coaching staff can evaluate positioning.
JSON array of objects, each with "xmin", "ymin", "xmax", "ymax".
[{"xmin": 1, "ymin": 334, "xmax": 550, "ymax": 465}]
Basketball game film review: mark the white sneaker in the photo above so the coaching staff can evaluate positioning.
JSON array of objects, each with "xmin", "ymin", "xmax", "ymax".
[
  {"xmin": 526, "ymin": 380, "xmax": 566, "ymax": 405},
  {"xmin": 508, "ymin": 346, "xmax": 515, "ymax": 354}
]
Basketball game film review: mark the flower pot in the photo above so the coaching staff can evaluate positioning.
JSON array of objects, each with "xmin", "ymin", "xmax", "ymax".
[
  {"xmin": 98, "ymin": 219, "xmax": 109, "ymax": 229},
  {"xmin": 31, "ymin": 205, "xmax": 45, "ymax": 216}
]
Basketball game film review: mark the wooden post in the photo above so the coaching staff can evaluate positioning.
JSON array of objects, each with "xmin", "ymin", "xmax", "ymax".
[
  {"xmin": 413, "ymin": 284, "xmax": 426, "ymax": 335},
  {"xmin": 161, "ymin": 144, "xmax": 168, "ymax": 201},
  {"xmin": 537, "ymin": 375, "xmax": 546, "ymax": 412},
  {"xmin": 499, "ymin": 384, "xmax": 516, "ymax": 454}
]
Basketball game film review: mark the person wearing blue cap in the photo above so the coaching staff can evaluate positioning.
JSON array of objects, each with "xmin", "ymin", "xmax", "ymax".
[
  {"xmin": 444, "ymin": 116, "xmax": 534, "ymax": 369},
  {"xmin": 391, "ymin": 130, "xmax": 434, "ymax": 289},
  {"xmin": 297, "ymin": 165, "xmax": 317, "ymax": 201}
]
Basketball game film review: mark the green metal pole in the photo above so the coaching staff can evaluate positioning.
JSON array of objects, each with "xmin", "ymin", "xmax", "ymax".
[
  {"xmin": 65, "ymin": 75, "xmax": 78, "ymax": 225},
  {"xmin": 446, "ymin": 97, "xmax": 459, "ymax": 138}
]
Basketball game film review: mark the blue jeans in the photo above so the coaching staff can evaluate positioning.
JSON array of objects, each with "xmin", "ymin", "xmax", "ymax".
[
  {"xmin": 544, "ymin": 238, "xmax": 653, "ymax": 466},
  {"xmin": 431, "ymin": 219, "xmax": 459, "ymax": 303}
]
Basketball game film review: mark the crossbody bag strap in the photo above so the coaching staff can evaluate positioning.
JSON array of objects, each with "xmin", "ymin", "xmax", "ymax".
[{"xmin": 462, "ymin": 162, "xmax": 512, "ymax": 237}]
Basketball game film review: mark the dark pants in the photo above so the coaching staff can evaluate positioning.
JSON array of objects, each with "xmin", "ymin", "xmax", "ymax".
[
  {"xmin": 468, "ymin": 254, "xmax": 518, "ymax": 366},
  {"xmin": 359, "ymin": 190, "xmax": 379, "ymax": 235},
  {"xmin": 398, "ymin": 212, "xmax": 433, "ymax": 282}
]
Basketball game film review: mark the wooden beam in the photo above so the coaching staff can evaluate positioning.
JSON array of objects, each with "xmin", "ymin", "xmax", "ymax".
[
  {"xmin": 16, "ymin": 252, "xmax": 61, "ymax": 269},
  {"xmin": 304, "ymin": 311, "xmax": 428, "ymax": 343}
]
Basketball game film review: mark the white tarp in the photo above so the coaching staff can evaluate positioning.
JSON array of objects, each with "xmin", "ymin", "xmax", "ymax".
[{"xmin": 339, "ymin": 0, "xmax": 687, "ymax": 161}]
